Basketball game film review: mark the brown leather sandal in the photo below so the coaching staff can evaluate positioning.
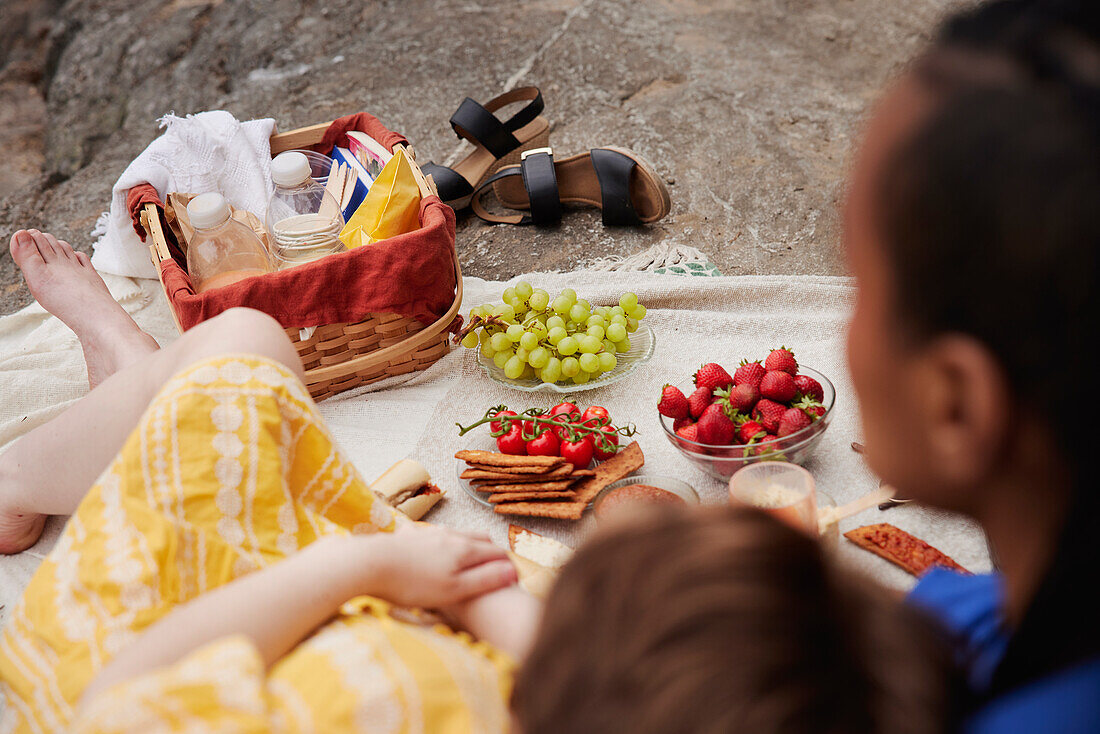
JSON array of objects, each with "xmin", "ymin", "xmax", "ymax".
[
  {"xmin": 469, "ymin": 146, "xmax": 671, "ymax": 226},
  {"xmin": 420, "ymin": 87, "xmax": 550, "ymax": 210}
]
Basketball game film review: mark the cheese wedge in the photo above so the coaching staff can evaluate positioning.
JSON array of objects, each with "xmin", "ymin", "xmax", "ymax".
[{"xmin": 508, "ymin": 524, "xmax": 573, "ymax": 569}]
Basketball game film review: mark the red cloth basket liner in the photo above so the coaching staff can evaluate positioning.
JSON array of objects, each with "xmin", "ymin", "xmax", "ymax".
[{"xmin": 141, "ymin": 112, "xmax": 459, "ymax": 332}]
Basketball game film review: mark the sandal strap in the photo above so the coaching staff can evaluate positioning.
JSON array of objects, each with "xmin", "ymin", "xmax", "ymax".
[
  {"xmin": 471, "ymin": 148, "xmax": 562, "ymax": 227},
  {"xmin": 590, "ymin": 148, "xmax": 643, "ymax": 226},
  {"xmin": 450, "ymin": 86, "xmax": 544, "ymax": 159},
  {"xmin": 419, "ymin": 162, "xmax": 474, "ymax": 204}
]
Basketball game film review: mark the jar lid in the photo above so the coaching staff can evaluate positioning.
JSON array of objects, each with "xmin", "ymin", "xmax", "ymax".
[
  {"xmin": 187, "ymin": 192, "xmax": 232, "ymax": 230},
  {"xmin": 271, "ymin": 151, "xmax": 312, "ymax": 187}
]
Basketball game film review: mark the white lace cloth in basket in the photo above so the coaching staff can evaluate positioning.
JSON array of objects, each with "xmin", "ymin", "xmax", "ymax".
[{"xmin": 91, "ymin": 111, "xmax": 277, "ymax": 279}]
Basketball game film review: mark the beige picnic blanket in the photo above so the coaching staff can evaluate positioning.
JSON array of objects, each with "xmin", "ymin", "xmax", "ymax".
[{"xmin": 0, "ymin": 271, "xmax": 991, "ymax": 620}]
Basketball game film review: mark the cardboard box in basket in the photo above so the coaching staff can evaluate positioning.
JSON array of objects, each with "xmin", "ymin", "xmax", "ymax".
[{"xmin": 139, "ymin": 113, "xmax": 464, "ymax": 401}]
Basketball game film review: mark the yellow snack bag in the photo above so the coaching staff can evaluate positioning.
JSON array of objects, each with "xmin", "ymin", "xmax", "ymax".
[{"xmin": 339, "ymin": 148, "xmax": 422, "ymax": 248}]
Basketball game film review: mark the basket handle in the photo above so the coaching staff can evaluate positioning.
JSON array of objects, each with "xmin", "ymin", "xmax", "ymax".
[{"xmin": 304, "ymin": 247, "xmax": 463, "ymax": 385}]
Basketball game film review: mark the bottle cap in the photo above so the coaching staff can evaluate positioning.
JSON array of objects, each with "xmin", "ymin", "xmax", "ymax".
[
  {"xmin": 187, "ymin": 192, "xmax": 232, "ymax": 230},
  {"xmin": 270, "ymin": 151, "xmax": 312, "ymax": 187}
]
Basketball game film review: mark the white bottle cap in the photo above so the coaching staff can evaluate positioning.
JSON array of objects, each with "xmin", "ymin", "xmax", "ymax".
[
  {"xmin": 270, "ymin": 151, "xmax": 312, "ymax": 187},
  {"xmin": 187, "ymin": 192, "xmax": 232, "ymax": 229}
]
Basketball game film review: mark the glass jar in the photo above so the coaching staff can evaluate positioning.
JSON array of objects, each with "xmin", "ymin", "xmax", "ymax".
[{"xmin": 265, "ymin": 151, "xmax": 346, "ymax": 268}]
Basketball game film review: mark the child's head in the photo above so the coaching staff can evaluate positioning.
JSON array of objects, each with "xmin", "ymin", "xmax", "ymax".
[
  {"xmin": 843, "ymin": 0, "xmax": 1100, "ymax": 692},
  {"xmin": 845, "ymin": 0, "xmax": 1100, "ymax": 512},
  {"xmin": 513, "ymin": 506, "xmax": 956, "ymax": 734}
]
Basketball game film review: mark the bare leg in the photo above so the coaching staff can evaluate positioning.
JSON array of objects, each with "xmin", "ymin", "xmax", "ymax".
[
  {"xmin": 8, "ymin": 229, "xmax": 161, "ymax": 388},
  {"xmin": 0, "ymin": 306, "xmax": 304, "ymax": 553}
]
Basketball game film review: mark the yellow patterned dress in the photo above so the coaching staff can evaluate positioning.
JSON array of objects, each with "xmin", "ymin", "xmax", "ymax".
[{"xmin": 0, "ymin": 355, "xmax": 514, "ymax": 733}]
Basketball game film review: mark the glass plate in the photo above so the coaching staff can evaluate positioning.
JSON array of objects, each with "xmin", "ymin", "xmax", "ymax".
[
  {"xmin": 455, "ymin": 435, "xmax": 604, "ymax": 509},
  {"xmin": 476, "ymin": 324, "xmax": 655, "ymax": 393}
]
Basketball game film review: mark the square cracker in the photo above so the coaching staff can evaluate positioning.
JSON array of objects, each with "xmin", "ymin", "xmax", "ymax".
[
  {"xmin": 488, "ymin": 491, "xmax": 578, "ymax": 503},
  {"xmin": 494, "ymin": 501, "xmax": 585, "ymax": 519},
  {"xmin": 462, "ymin": 465, "xmax": 574, "ymax": 481},
  {"xmin": 455, "ymin": 450, "xmax": 563, "ymax": 468},
  {"xmin": 465, "ymin": 462, "xmax": 560, "ymax": 475},
  {"xmin": 474, "ymin": 480, "xmax": 577, "ymax": 493}
]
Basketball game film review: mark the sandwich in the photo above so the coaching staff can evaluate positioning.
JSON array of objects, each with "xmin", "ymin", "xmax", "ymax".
[{"xmin": 369, "ymin": 459, "xmax": 445, "ymax": 520}]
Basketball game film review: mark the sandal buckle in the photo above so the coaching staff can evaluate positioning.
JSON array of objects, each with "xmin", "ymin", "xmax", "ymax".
[{"xmin": 521, "ymin": 147, "xmax": 553, "ymax": 160}]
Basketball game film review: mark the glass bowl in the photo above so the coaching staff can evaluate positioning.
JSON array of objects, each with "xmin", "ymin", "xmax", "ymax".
[
  {"xmin": 593, "ymin": 474, "xmax": 699, "ymax": 523},
  {"xmin": 476, "ymin": 323, "xmax": 655, "ymax": 394},
  {"xmin": 660, "ymin": 365, "xmax": 836, "ymax": 481}
]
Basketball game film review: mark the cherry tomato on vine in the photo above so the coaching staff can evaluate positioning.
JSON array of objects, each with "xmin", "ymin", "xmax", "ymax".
[
  {"xmin": 550, "ymin": 402, "xmax": 581, "ymax": 420},
  {"xmin": 581, "ymin": 405, "xmax": 612, "ymax": 427},
  {"xmin": 592, "ymin": 425, "xmax": 620, "ymax": 460},
  {"xmin": 496, "ymin": 424, "xmax": 527, "ymax": 455},
  {"xmin": 548, "ymin": 412, "xmax": 574, "ymax": 442},
  {"xmin": 561, "ymin": 436, "xmax": 595, "ymax": 470},
  {"xmin": 490, "ymin": 409, "xmax": 517, "ymax": 433},
  {"xmin": 526, "ymin": 430, "xmax": 561, "ymax": 457}
]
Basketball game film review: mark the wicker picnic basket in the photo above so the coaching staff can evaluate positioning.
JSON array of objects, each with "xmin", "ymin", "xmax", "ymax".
[{"xmin": 139, "ymin": 120, "xmax": 463, "ymax": 401}]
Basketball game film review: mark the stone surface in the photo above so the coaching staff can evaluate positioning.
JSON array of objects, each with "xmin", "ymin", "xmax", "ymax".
[{"xmin": 0, "ymin": 0, "xmax": 968, "ymax": 315}]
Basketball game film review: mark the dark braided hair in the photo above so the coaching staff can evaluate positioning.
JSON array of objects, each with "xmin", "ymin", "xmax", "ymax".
[{"xmin": 877, "ymin": 0, "xmax": 1100, "ymax": 698}]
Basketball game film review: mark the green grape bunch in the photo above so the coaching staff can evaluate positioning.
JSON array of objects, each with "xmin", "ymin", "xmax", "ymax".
[{"xmin": 452, "ymin": 281, "xmax": 648, "ymax": 385}]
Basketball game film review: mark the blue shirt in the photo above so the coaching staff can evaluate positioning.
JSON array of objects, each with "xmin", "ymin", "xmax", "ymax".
[{"xmin": 908, "ymin": 568, "xmax": 1100, "ymax": 733}]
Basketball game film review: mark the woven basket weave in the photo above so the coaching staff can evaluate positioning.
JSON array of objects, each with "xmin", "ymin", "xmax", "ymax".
[{"xmin": 142, "ymin": 120, "xmax": 462, "ymax": 401}]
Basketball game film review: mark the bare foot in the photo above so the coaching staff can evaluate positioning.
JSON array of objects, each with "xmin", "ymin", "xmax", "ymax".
[{"xmin": 9, "ymin": 229, "xmax": 160, "ymax": 388}]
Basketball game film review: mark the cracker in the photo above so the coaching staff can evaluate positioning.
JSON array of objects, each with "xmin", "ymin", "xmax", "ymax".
[
  {"xmin": 493, "ymin": 501, "xmax": 585, "ymax": 519},
  {"xmin": 528, "ymin": 442, "xmax": 645, "ymax": 521},
  {"xmin": 455, "ymin": 450, "xmax": 564, "ymax": 468},
  {"xmin": 488, "ymin": 491, "xmax": 578, "ymax": 503},
  {"xmin": 463, "ymin": 465, "xmax": 574, "ymax": 481},
  {"xmin": 844, "ymin": 523, "xmax": 968, "ymax": 576},
  {"xmin": 465, "ymin": 463, "xmax": 562, "ymax": 475},
  {"xmin": 474, "ymin": 480, "xmax": 577, "ymax": 493},
  {"xmin": 469, "ymin": 467, "xmax": 594, "ymax": 484}
]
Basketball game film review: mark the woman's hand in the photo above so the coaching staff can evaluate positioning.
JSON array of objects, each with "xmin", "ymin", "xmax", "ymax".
[{"xmin": 351, "ymin": 524, "xmax": 518, "ymax": 608}]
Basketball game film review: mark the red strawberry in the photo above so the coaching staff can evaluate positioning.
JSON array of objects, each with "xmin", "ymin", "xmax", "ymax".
[
  {"xmin": 733, "ymin": 359, "xmax": 766, "ymax": 388},
  {"xmin": 693, "ymin": 363, "xmax": 734, "ymax": 391},
  {"xmin": 696, "ymin": 404, "xmax": 736, "ymax": 444},
  {"xmin": 673, "ymin": 416, "xmax": 695, "ymax": 432},
  {"xmin": 728, "ymin": 382, "xmax": 760, "ymax": 412},
  {"xmin": 793, "ymin": 374, "xmax": 824, "ymax": 402},
  {"xmin": 765, "ymin": 347, "xmax": 798, "ymax": 374},
  {"xmin": 737, "ymin": 420, "xmax": 766, "ymax": 444},
  {"xmin": 759, "ymin": 370, "xmax": 797, "ymax": 403},
  {"xmin": 676, "ymin": 424, "xmax": 699, "ymax": 442},
  {"xmin": 657, "ymin": 385, "xmax": 690, "ymax": 419},
  {"xmin": 778, "ymin": 407, "xmax": 812, "ymax": 437},
  {"xmin": 794, "ymin": 395, "xmax": 826, "ymax": 421},
  {"xmin": 752, "ymin": 399, "xmax": 786, "ymax": 433},
  {"xmin": 762, "ymin": 434, "xmax": 778, "ymax": 443},
  {"xmin": 688, "ymin": 385, "xmax": 714, "ymax": 419}
]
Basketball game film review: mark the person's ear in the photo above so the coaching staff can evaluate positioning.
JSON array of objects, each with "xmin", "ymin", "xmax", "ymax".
[{"xmin": 915, "ymin": 334, "xmax": 1011, "ymax": 488}]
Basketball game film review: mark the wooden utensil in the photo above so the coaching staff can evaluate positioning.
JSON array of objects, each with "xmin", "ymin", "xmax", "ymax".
[{"xmin": 817, "ymin": 484, "xmax": 896, "ymax": 534}]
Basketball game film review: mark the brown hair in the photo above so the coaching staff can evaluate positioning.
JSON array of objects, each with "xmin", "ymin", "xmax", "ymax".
[{"xmin": 512, "ymin": 506, "xmax": 957, "ymax": 734}]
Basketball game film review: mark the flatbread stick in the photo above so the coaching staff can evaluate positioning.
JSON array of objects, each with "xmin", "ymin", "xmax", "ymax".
[{"xmin": 844, "ymin": 523, "xmax": 968, "ymax": 576}]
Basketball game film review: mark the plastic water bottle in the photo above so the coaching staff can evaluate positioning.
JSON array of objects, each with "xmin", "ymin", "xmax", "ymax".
[
  {"xmin": 185, "ymin": 193, "xmax": 273, "ymax": 292},
  {"xmin": 265, "ymin": 151, "xmax": 346, "ymax": 268}
]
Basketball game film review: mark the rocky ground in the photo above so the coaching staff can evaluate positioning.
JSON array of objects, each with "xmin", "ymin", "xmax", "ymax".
[{"xmin": 0, "ymin": 0, "xmax": 967, "ymax": 315}]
